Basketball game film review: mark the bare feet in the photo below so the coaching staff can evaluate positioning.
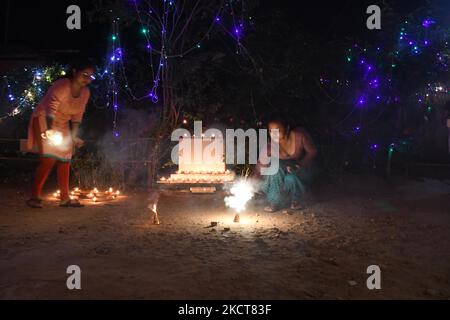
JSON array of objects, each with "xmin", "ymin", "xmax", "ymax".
[
  {"xmin": 290, "ymin": 201, "xmax": 304, "ymax": 211},
  {"xmin": 264, "ymin": 204, "xmax": 280, "ymax": 213}
]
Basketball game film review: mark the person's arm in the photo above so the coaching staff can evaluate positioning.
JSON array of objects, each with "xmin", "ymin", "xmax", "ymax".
[
  {"xmin": 298, "ymin": 130, "xmax": 317, "ymax": 169},
  {"xmin": 70, "ymin": 91, "xmax": 89, "ymax": 147},
  {"xmin": 71, "ymin": 122, "xmax": 81, "ymax": 138},
  {"xmin": 37, "ymin": 82, "xmax": 64, "ymax": 134},
  {"xmin": 70, "ymin": 119, "xmax": 84, "ymax": 148}
]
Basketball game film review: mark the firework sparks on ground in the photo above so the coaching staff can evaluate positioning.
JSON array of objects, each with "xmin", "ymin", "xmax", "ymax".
[{"xmin": 224, "ymin": 179, "xmax": 256, "ymax": 213}]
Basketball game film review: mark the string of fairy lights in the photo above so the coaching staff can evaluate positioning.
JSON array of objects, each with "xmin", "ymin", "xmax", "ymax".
[
  {"xmin": 99, "ymin": 0, "xmax": 250, "ymax": 136},
  {"xmin": 1, "ymin": 3, "xmax": 449, "ymax": 165},
  {"xmin": 317, "ymin": 16, "xmax": 450, "ymax": 158},
  {"xmin": 0, "ymin": 66, "xmax": 68, "ymax": 122},
  {"xmin": 0, "ymin": 0, "xmax": 250, "ymax": 130}
]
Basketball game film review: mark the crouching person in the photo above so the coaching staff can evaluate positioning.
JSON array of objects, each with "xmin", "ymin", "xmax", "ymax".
[{"xmin": 254, "ymin": 113, "xmax": 318, "ymax": 212}]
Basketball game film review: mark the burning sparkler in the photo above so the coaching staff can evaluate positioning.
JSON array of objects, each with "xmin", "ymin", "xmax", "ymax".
[
  {"xmin": 149, "ymin": 203, "xmax": 161, "ymax": 225},
  {"xmin": 41, "ymin": 130, "xmax": 63, "ymax": 146},
  {"xmin": 224, "ymin": 179, "xmax": 256, "ymax": 222}
]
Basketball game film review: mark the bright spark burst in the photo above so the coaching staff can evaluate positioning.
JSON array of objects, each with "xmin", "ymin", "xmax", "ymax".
[
  {"xmin": 224, "ymin": 180, "xmax": 255, "ymax": 213},
  {"xmin": 42, "ymin": 130, "xmax": 63, "ymax": 146}
]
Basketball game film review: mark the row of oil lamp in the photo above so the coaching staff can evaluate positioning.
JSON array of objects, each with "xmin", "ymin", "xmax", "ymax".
[
  {"xmin": 52, "ymin": 187, "xmax": 121, "ymax": 203},
  {"xmin": 174, "ymin": 170, "xmax": 231, "ymax": 175},
  {"xmin": 160, "ymin": 177, "xmax": 234, "ymax": 183}
]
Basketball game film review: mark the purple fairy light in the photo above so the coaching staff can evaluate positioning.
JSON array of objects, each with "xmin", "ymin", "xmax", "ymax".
[
  {"xmin": 357, "ymin": 96, "xmax": 365, "ymax": 106},
  {"xmin": 422, "ymin": 19, "xmax": 435, "ymax": 28},
  {"xmin": 369, "ymin": 79, "xmax": 379, "ymax": 88}
]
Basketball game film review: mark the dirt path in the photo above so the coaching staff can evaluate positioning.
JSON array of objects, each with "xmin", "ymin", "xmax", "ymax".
[{"xmin": 0, "ymin": 176, "xmax": 449, "ymax": 299}]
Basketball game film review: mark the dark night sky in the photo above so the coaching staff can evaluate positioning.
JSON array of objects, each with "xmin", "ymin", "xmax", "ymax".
[
  {"xmin": 0, "ymin": 0, "xmax": 438, "ymax": 57},
  {"xmin": 0, "ymin": 0, "xmax": 103, "ymax": 55}
]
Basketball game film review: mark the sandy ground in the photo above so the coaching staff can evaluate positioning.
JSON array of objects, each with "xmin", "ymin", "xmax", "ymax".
[{"xmin": 0, "ymin": 175, "xmax": 449, "ymax": 300}]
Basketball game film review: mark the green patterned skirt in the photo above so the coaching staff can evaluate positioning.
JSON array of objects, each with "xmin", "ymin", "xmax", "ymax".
[{"xmin": 260, "ymin": 159, "xmax": 314, "ymax": 208}]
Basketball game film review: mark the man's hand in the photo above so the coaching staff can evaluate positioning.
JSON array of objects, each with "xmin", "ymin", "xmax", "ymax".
[{"xmin": 73, "ymin": 136, "xmax": 84, "ymax": 148}]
